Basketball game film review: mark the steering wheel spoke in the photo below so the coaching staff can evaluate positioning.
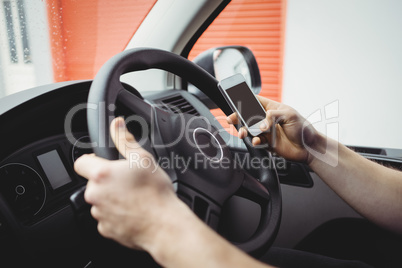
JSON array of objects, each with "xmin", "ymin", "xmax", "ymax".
[
  {"xmin": 238, "ymin": 171, "xmax": 271, "ymax": 205},
  {"xmin": 176, "ymin": 183, "xmax": 222, "ymax": 230}
]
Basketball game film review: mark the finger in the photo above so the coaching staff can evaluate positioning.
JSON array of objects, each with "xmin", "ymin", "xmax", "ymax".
[
  {"xmin": 74, "ymin": 154, "xmax": 110, "ymax": 182},
  {"xmin": 259, "ymin": 119, "xmax": 269, "ymax": 131},
  {"xmin": 97, "ymin": 221, "xmax": 112, "ymax": 239},
  {"xmin": 110, "ymin": 117, "xmax": 143, "ymax": 159},
  {"xmin": 90, "ymin": 205, "xmax": 102, "ymax": 220},
  {"xmin": 226, "ymin": 113, "xmax": 239, "ymax": 125},
  {"xmin": 238, "ymin": 127, "xmax": 248, "ymax": 139},
  {"xmin": 252, "ymin": 134, "xmax": 271, "ymax": 146},
  {"xmin": 252, "ymin": 137, "xmax": 261, "ymax": 146}
]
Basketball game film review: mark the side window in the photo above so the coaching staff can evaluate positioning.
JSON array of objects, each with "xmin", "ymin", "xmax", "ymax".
[
  {"xmin": 188, "ymin": 0, "xmax": 287, "ymax": 133},
  {"xmin": 0, "ymin": 0, "xmax": 34, "ymax": 97},
  {"xmin": 1, "ymin": 0, "xmax": 31, "ymax": 64}
]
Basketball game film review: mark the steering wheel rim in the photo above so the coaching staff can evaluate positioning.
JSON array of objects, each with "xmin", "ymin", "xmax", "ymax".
[{"xmin": 85, "ymin": 47, "xmax": 281, "ymax": 257}]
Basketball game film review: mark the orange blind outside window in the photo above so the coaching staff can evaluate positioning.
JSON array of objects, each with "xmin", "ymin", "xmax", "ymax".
[
  {"xmin": 46, "ymin": 0, "xmax": 156, "ymax": 82},
  {"xmin": 189, "ymin": 0, "xmax": 286, "ymax": 133}
]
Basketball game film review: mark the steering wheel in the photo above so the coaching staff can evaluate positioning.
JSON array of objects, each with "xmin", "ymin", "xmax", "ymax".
[{"xmin": 71, "ymin": 48, "xmax": 281, "ymax": 262}]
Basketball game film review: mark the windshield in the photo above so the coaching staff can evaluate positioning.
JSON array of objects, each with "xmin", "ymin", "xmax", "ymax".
[{"xmin": 0, "ymin": 0, "xmax": 156, "ymax": 98}]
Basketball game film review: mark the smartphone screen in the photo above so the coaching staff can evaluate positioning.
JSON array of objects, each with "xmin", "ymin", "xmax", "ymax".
[{"xmin": 225, "ymin": 82, "xmax": 266, "ymax": 127}]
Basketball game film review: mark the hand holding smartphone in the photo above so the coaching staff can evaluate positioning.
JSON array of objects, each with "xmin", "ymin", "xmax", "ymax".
[{"xmin": 218, "ymin": 73, "xmax": 266, "ymax": 136}]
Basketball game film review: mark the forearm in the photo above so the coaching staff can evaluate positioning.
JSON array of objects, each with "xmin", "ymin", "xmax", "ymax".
[
  {"xmin": 309, "ymin": 133, "xmax": 402, "ymax": 233},
  {"xmin": 145, "ymin": 199, "xmax": 273, "ymax": 268}
]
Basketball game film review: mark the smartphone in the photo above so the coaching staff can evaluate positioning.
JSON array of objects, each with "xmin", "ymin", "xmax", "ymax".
[{"xmin": 218, "ymin": 73, "xmax": 266, "ymax": 136}]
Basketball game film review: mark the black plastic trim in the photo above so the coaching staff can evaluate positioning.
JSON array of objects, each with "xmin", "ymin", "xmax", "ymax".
[{"xmin": 180, "ymin": 0, "xmax": 231, "ymax": 59}]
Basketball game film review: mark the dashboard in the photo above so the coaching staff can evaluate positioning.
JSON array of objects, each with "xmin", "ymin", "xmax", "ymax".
[
  {"xmin": 0, "ymin": 81, "xmax": 94, "ymax": 266},
  {"xmin": 0, "ymin": 80, "xmax": 240, "ymax": 266},
  {"xmin": 2, "ymin": 79, "xmax": 399, "ymax": 267},
  {"xmin": 0, "ymin": 133, "xmax": 88, "ymax": 224},
  {"xmin": 0, "ymin": 82, "xmax": 90, "ymax": 225},
  {"xmin": 0, "ymin": 79, "xmax": 317, "ymax": 267}
]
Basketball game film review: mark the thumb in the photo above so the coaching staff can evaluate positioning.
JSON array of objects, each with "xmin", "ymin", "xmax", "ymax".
[{"xmin": 110, "ymin": 117, "xmax": 143, "ymax": 159}]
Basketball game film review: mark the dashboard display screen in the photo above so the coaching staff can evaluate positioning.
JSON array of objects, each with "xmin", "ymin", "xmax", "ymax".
[{"xmin": 37, "ymin": 150, "xmax": 72, "ymax": 189}]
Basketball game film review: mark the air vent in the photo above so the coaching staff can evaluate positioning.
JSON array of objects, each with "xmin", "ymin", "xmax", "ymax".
[{"xmin": 160, "ymin": 95, "xmax": 200, "ymax": 116}]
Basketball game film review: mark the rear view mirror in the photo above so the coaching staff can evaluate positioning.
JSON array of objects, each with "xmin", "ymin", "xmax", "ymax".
[{"xmin": 189, "ymin": 46, "xmax": 261, "ymax": 108}]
